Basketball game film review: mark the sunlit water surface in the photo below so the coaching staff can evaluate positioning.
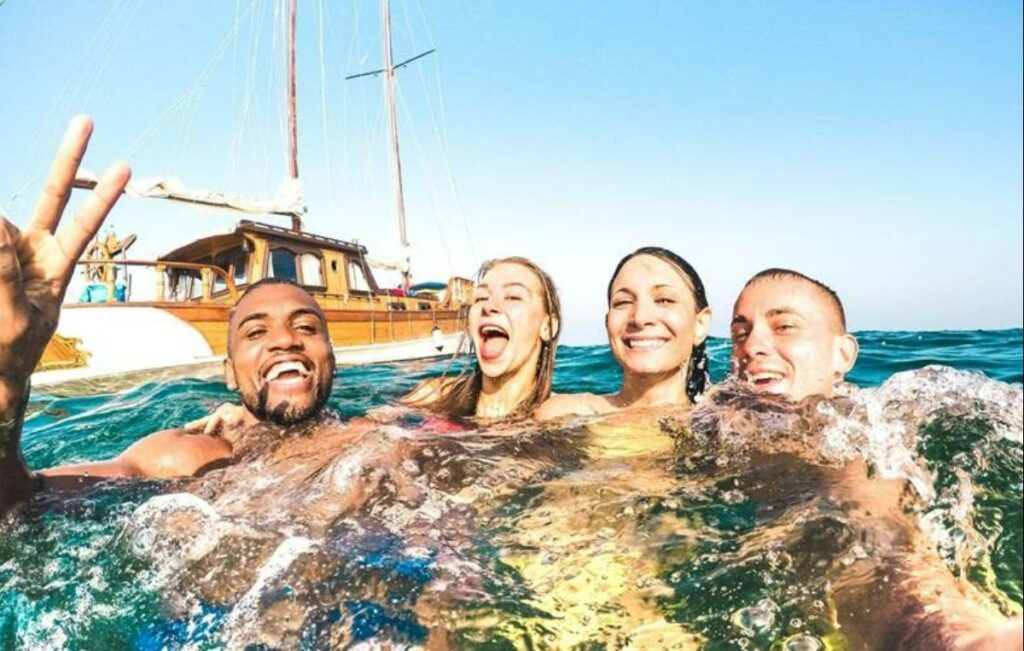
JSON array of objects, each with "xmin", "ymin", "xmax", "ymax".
[{"xmin": 2, "ymin": 330, "xmax": 1021, "ymax": 649}]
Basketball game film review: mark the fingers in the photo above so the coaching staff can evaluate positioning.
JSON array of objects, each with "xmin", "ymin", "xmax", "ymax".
[
  {"xmin": 184, "ymin": 415, "xmax": 219, "ymax": 434},
  {"xmin": 204, "ymin": 415, "xmax": 223, "ymax": 436},
  {"xmin": 55, "ymin": 161, "xmax": 131, "ymax": 280},
  {"xmin": 29, "ymin": 116, "xmax": 94, "ymax": 235}
]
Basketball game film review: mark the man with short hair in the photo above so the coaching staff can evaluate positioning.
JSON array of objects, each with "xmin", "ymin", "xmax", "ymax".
[
  {"xmin": 0, "ymin": 119, "xmax": 340, "ymax": 513},
  {"xmin": 730, "ymin": 268, "xmax": 859, "ymax": 400},
  {"xmin": 727, "ymin": 268, "xmax": 1023, "ymax": 650}
]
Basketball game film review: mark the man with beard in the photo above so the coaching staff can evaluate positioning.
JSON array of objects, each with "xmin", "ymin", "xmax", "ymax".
[{"xmin": 0, "ymin": 118, "xmax": 337, "ymax": 513}]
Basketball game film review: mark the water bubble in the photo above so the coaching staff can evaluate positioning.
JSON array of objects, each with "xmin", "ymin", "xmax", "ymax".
[
  {"xmin": 721, "ymin": 489, "xmax": 746, "ymax": 505},
  {"xmin": 730, "ymin": 598, "xmax": 777, "ymax": 633},
  {"xmin": 785, "ymin": 634, "xmax": 824, "ymax": 650}
]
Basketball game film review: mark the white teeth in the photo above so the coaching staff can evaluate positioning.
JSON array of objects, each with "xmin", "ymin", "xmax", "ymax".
[
  {"xmin": 480, "ymin": 325, "xmax": 508, "ymax": 337},
  {"xmin": 266, "ymin": 361, "xmax": 307, "ymax": 381},
  {"xmin": 626, "ymin": 339, "xmax": 666, "ymax": 349},
  {"xmin": 746, "ymin": 372, "xmax": 783, "ymax": 383}
]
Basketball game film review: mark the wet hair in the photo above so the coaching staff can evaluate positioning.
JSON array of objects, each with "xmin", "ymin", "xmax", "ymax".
[
  {"xmin": 607, "ymin": 246, "xmax": 710, "ymax": 402},
  {"xmin": 744, "ymin": 268, "xmax": 847, "ymax": 331},
  {"xmin": 412, "ymin": 257, "xmax": 562, "ymax": 420}
]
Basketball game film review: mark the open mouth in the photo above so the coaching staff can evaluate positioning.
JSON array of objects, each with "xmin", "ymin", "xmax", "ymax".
[
  {"xmin": 745, "ymin": 371, "xmax": 785, "ymax": 391},
  {"xmin": 262, "ymin": 359, "xmax": 313, "ymax": 386},
  {"xmin": 478, "ymin": 324, "xmax": 509, "ymax": 361}
]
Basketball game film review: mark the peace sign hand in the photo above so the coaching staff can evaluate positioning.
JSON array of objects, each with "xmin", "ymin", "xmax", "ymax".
[{"xmin": 0, "ymin": 116, "xmax": 131, "ymax": 396}]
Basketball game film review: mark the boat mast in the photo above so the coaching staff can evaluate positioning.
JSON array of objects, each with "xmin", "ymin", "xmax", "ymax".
[
  {"xmin": 381, "ymin": 0, "xmax": 411, "ymax": 286},
  {"xmin": 286, "ymin": 0, "xmax": 303, "ymax": 231},
  {"xmin": 344, "ymin": 0, "xmax": 434, "ymax": 286}
]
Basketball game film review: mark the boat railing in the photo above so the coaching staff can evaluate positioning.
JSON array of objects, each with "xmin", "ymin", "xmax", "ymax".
[{"xmin": 74, "ymin": 259, "xmax": 238, "ymax": 304}]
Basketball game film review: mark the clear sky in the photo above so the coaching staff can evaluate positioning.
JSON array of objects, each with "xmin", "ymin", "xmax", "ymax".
[{"xmin": 1, "ymin": 1, "xmax": 1021, "ymax": 344}]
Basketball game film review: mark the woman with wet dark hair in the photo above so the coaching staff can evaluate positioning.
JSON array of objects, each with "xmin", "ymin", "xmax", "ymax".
[{"xmin": 536, "ymin": 246, "xmax": 711, "ymax": 420}]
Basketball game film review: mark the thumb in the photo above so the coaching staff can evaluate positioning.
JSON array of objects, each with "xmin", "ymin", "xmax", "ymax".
[{"xmin": 0, "ymin": 218, "xmax": 24, "ymax": 308}]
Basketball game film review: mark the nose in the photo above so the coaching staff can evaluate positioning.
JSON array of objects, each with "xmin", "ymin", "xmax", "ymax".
[
  {"xmin": 479, "ymin": 294, "xmax": 502, "ymax": 315},
  {"xmin": 738, "ymin": 323, "xmax": 770, "ymax": 360},
  {"xmin": 629, "ymin": 296, "xmax": 657, "ymax": 327},
  {"xmin": 265, "ymin": 323, "xmax": 303, "ymax": 351}
]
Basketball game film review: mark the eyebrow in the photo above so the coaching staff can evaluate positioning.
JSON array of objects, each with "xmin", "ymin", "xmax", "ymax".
[
  {"xmin": 476, "ymin": 281, "xmax": 532, "ymax": 292},
  {"xmin": 731, "ymin": 307, "xmax": 803, "ymax": 326},
  {"xmin": 766, "ymin": 307, "xmax": 801, "ymax": 318},
  {"xmin": 613, "ymin": 283, "xmax": 682, "ymax": 294},
  {"xmin": 235, "ymin": 307, "xmax": 325, "ymax": 331}
]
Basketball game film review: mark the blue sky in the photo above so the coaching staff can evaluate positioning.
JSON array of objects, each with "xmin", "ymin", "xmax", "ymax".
[{"xmin": 1, "ymin": 1, "xmax": 1021, "ymax": 344}]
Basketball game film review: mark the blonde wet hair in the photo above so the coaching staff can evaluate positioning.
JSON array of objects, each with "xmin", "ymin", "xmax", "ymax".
[{"xmin": 414, "ymin": 256, "xmax": 561, "ymax": 420}]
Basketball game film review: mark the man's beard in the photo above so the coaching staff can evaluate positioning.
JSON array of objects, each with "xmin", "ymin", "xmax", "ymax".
[{"xmin": 241, "ymin": 373, "xmax": 333, "ymax": 427}]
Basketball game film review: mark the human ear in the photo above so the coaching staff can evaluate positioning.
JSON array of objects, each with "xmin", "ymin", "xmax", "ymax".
[
  {"xmin": 540, "ymin": 315, "xmax": 560, "ymax": 343},
  {"xmin": 834, "ymin": 334, "xmax": 859, "ymax": 376},
  {"xmin": 224, "ymin": 358, "xmax": 238, "ymax": 391},
  {"xmin": 693, "ymin": 307, "xmax": 713, "ymax": 345}
]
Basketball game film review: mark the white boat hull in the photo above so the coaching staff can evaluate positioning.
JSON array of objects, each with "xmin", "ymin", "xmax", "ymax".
[{"xmin": 32, "ymin": 306, "xmax": 463, "ymax": 396}]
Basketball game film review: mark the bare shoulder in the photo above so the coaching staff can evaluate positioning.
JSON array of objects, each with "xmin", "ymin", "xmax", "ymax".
[
  {"xmin": 120, "ymin": 428, "xmax": 233, "ymax": 478},
  {"xmin": 402, "ymin": 376, "xmax": 459, "ymax": 406},
  {"xmin": 535, "ymin": 393, "xmax": 614, "ymax": 421}
]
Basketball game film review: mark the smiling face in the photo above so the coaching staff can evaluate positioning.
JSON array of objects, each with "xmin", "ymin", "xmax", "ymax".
[
  {"xmin": 224, "ymin": 283, "xmax": 335, "ymax": 426},
  {"xmin": 606, "ymin": 254, "xmax": 711, "ymax": 378},
  {"xmin": 470, "ymin": 262, "xmax": 554, "ymax": 383},
  {"xmin": 730, "ymin": 276, "xmax": 858, "ymax": 400}
]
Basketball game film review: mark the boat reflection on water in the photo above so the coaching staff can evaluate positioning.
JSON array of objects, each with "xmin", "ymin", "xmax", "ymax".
[{"xmin": 4, "ymin": 348, "xmax": 1021, "ymax": 649}]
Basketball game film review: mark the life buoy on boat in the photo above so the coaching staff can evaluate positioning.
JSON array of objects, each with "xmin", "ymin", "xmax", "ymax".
[{"xmin": 432, "ymin": 326, "xmax": 444, "ymax": 352}]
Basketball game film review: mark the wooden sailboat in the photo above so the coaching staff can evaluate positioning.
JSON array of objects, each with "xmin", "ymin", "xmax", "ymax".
[{"xmin": 32, "ymin": 0, "xmax": 473, "ymax": 395}]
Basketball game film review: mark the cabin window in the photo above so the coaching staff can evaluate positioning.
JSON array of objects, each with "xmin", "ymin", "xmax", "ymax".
[
  {"xmin": 168, "ymin": 270, "xmax": 201, "ymax": 301},
  {"xmin": 269, "ymin": 248, "xmax": 298, "ymax": 282},
  {"xmin": 300, "ymin": 252, "xmax": 325, "ymax": 287},
  {"xmin": 347, "ymin": 261, "xmax": 371, "ymax": 292},
  {"xmin": 214, "ymin": 247, "xmax": 248, "ymax": 292}
]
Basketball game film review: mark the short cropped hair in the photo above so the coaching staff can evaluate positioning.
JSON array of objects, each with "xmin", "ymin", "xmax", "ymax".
[
  {"xmin": 227, "ymin": 278, "xmax": 324, "ymax": 349},
  {"xmin": 744, "ymin": 268, "xmax": 847, "ymax": 331}
]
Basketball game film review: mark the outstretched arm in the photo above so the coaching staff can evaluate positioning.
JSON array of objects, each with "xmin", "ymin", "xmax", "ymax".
[
  {"xmin": 38, "ymin": 428, "xmax": 234, "ymax": 486},
  {"xmin": 0, "ymin": 116, "xmax": 130, "ymax": 513},
  {"xmin": 826, "ymin": 460, "xmax": 1021, "ymax": 650}
]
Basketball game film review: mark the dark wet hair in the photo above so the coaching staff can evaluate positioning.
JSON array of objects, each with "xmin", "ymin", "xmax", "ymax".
[
  {"xmin": 410, "ymin": 257, "xmax": 562, "ymax": 420},
  {"xmin": 744, "ymin": 268, "xmax": 847, "ymax": 331},
  {"xmin": 227, "ymin": 278, "xmax": 325, "ymax": 349},
  {"xmin": 607, "ymin": 246, "xmax": 710, "ymax": 402}
]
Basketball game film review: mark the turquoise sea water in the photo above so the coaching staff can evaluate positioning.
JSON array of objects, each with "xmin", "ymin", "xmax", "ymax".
[{"xmin": 3, "ymin": 329, "xmax": 1022, "ymax": 649}]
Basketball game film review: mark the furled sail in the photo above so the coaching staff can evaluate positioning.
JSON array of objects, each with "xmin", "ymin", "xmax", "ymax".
[{"xmin": 74, "ymin": 170, "xmax": 306, "ymax": 220}]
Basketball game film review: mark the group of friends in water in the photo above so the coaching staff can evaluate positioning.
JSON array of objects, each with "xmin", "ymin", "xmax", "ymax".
[{"xmin": 1, "ymin": 117, "xmax": 1021, "ymax": 649}]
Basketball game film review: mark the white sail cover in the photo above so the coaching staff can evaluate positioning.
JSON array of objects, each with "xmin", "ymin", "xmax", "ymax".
[{"xmin": 74, "ymin": 170, "xmax": 306, "ymax": 218}]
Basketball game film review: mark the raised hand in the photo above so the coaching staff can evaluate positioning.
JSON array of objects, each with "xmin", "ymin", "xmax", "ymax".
[
  {"xmin": 1, "ymin": 117, "xmax": 129, "ymax": 512},
  {"xmin": 0, "ymin": 116, "xmax": 130, "ymax": 393}
]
